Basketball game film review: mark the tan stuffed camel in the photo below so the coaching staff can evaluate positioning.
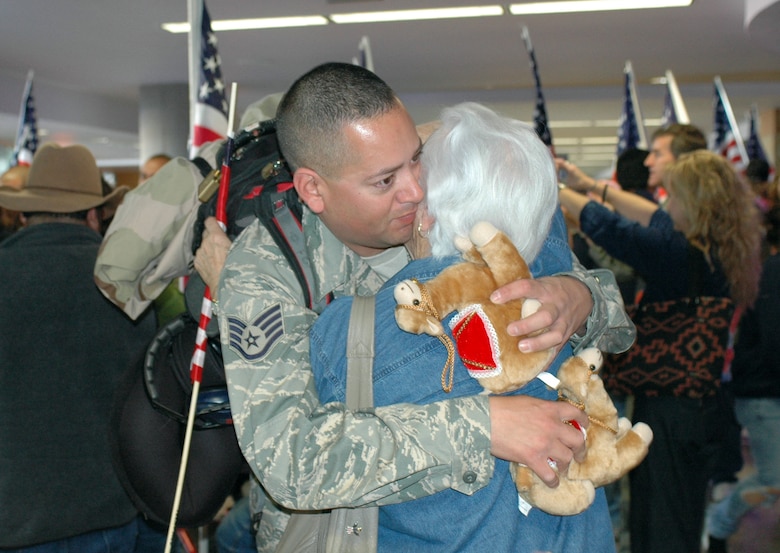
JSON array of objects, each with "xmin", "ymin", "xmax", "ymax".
[{"xmin": 393, "ymin": 221, "xmax": 653, "ymax": 515}]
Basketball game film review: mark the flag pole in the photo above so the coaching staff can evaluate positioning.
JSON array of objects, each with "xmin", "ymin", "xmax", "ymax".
[
  {"xmin": 163, "ymin": 81, "xmax": 238, "ymax": 553},
  {"xmin": 714, "ymin": 76, "xmax": 749, "ymax": 165},
  {"xmin": 187, "ymin": 0, "xmax": 202, "ymax": 154},
  {"xmin": 664, "ymin": 70, "xmax": 689, "ymax": 124}
]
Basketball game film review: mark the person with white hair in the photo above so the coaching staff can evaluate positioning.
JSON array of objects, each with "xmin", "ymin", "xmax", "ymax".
[{"xmin": 308, "ymin": 102, "xmax": 618, "ymax": 552}]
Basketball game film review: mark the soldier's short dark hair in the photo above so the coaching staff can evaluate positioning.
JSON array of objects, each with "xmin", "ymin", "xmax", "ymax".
[{"xmin": 276, "ymin": 62, "xmax": 399, "ymax": 177}]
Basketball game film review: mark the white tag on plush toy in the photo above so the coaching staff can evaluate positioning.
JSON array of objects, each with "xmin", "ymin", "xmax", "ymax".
[
  {"xmin": 517, "ymin": 494, "xmax": 533, "ymax": 516},
  {"xmin": 536, "ymin": 371, "xmax": 560, "ymax": 390}
]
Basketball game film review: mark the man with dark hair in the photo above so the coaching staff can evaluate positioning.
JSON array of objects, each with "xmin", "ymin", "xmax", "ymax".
[
  {"xmin": 195, "ymin": 62, "xmax": 634, "ymax": 550},
  {"xmin": 616, "ymin": 148, "xmax": 651, "ymax": 198},
  {"xmin": 645, "ymin": 123, "xmax": 707, "ymax": 202},
  {"xmin": 0, "ymin": 144, "xmax": 157, "ymax": 551}
]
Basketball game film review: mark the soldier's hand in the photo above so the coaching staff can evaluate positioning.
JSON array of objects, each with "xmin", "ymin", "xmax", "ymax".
[
  {"xmin": 194, "ymin": 216, "xmax": 232, "ymax": 293},
  {"xmin": 488, "ymin": 395, "xmax": 588, "ymax": 488},
  {"xmin": 490, "ymin": 275, "xmax": 592, "ymax": 353}
]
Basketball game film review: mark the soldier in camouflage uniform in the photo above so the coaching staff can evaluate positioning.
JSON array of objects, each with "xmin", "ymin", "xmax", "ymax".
[{"xmin": 194, "ymin": 63, "xmax": 634, "ymax": 551}]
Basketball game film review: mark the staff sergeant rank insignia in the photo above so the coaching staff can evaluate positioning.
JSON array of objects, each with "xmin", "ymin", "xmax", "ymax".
[{"xmin": 227, "ymin": 304, "xmax": 284, "ymax": 360}]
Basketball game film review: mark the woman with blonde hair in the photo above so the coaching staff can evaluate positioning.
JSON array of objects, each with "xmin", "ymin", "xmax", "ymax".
[{"xmin": 559, "ymin": 149, "xmax": 762, "ymax": 553}]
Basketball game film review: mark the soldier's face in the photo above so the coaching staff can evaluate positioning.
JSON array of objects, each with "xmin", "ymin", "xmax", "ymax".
[{"xmin": 316, "ymin": 105, "xmax": 424, "ymax": 258}]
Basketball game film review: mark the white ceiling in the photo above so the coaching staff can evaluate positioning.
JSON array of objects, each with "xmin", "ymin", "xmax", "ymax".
[{"xmin": 0, "ymin": 0, "xmax": 779, "ymax": 174}]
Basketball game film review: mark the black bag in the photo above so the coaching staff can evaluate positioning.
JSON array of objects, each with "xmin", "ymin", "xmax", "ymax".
[
  {"xmin": 111, "ymin": 121, "xmax": 330, "ymax": 527},
  {"xmin": 110, "ymin": 313, "xmax": 247, "ymax": 527}
]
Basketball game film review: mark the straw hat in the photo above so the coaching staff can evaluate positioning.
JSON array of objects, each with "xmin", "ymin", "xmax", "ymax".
[{"xmin": 0, "ymin": 143, "xmax": 127, "ymax": 213}]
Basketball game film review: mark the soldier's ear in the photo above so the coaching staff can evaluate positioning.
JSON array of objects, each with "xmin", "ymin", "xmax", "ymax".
[{"xmin": 293, "ymin": 168, "xmax": 325, "ymax": 214}]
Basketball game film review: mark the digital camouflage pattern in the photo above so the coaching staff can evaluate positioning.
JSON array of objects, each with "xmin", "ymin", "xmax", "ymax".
[{"xmin": 216, "ymin": 208, "xmax": 635, "ymax": 552}]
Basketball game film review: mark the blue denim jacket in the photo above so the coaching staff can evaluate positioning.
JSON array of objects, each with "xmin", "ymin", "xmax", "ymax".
[{"xmin": 310, "ymin": 210, "xmax": 614, "ymax": 552}]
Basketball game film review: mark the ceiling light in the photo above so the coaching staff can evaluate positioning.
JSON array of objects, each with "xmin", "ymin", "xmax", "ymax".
[
  {"xmin": 509, "ymin": 0, "xmax": 693, "ymax": 16},
  {"xmin": 162, "ymin": 15, "xmax": 328, "ymax": 33},
  {"xmin": 330, "ymin": 6, "xmax": 504, "ymax": 24}
]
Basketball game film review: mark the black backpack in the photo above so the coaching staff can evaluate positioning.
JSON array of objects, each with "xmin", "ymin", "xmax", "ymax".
[{"xmin": 110, "ymin": 120, "xmax": 330, "ymax": 528}]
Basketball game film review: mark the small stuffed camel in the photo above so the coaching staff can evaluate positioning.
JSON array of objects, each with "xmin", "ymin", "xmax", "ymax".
[
  {"xmin": 393, "ymin": 221, "xmax": 555, "ymax": 394},
  {"xmin": 512, "ymin": 347, "xmax": 653, "ymax": 515},
  {"xmin": 394, "ymin": 221, "xmax": 653, "ymax": 515}
]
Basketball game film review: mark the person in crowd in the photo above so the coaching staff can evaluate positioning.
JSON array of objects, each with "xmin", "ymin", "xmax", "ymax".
[
  {"xmin": 745, "ymin": 158, "xmax": 774, "ymax": 215},
  {"xmin": 642, "ymin": 123, "xmax": 708, "ymax": 204},
  {"xmin": 0, "ymin": 164, "xmax": 28, "ymax": 241},
  {"xmin": 568, "ymin": 148, "xmax": 651, "ymax": 307},
  {"xmin": 560, "ymin": 147, "xmax": 650, "ymax": 551},
  {"xmin": 558, "ymin": 124, "xmax": 742, "ymax": 500},
  {"xmin": 558, "ymin": 149, "xmax": 762, "ymax": 553},
  {"xmin": 193, "ymin": 62, "xmax": 634, "ymax": 551},
  {"xmin": 137, "ymin": 153, "xmax": 186, "ymax": 327},
  {"xmin": 139, "ymin": 153, "xmax": 172, "ymax": 184},
  {"xmin": 309, "ymin": 101, "xmax": 618, "ymax": 552},
  {"xmin": 706, "ymin": 205, "xmax": 780, "ymax": 553},
  {"xmin": 0, "ymin": 144, "xmax": 158, "ymax": 551}
]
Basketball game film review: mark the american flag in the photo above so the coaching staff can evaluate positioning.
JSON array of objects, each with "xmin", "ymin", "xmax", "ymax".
[
  {"xmin": 615, "ymin": 61, "xmax": 647, "ymax": 159},
  {"xmin": 659, "ymin": 70, "xmax": 689, "ymax": 128},
  {"xmin": 189, "ymin": 1, "xmax": 227, "ymax": 157},
  {"xmin": 745, "ymin": 105, "xmax": 768, "ymax": 163},
  {"xmin": 745, "ymin": 105, "xmax": 775, "ymax": 180},
  {"xmin": 660, "ymin": 88, "xmax": 677, "ymax": 127},
  {"xmin": 712, "ymin": 77, "xmax": 748, "ymax": 173},
  {"xmin": 12, "ymin": 71, "xmax": 38, "ymax": 167},
  {"xmin": 522, "ymin": 27, "xmax": 554, "ymax": 154},
  {"xmin": 352, "ymin": 36, "xmax": 375, "ymax": 72}
]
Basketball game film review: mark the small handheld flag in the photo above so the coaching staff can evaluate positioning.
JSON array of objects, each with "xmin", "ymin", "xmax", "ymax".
[
  {"xmin": 616, "ymin": 61, "xmax": 647, "ymax": 159},
  {"xmin": 522, "ymin": 27, "xmax": 554, "ymax": 154},
  {"xmin": 188, "ymin": 0, "xmax": 228, "ymax": 157},
  {"xmin": 712, "ymin": 76, "xmax": 748, "ymax": 173},
  {"xmin": 12, "ymin": 70, "xmax": 38, "ymax": 167},
  {"xmin": 352, "ymin": 36, "xmax": 375, "ymax": 72},
  {"xmin": 659, "ymin": 69, "xmax": 689, "ymax": 127}
]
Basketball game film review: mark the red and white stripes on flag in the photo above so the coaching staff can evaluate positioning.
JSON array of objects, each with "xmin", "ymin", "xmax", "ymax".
[
  {"xmin": 188, "ymin": 0, "xmax": 228, "ymax": 157},
  {"xmin": 712, "ymin": 76, "xmax": 748, "ymax": 173}
]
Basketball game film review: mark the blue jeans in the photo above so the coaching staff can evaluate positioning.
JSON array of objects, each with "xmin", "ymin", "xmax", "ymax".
[
  {"xmin": 215, "ymin": 497, "xmax": 257, "ymax": 553},
  {"xmin": 708, "ymin": 397, "xmax": 780, "ymax": 539},
  {"xmin": 4, "ymin": 518, "xmax": 137, "ymax": 553}
]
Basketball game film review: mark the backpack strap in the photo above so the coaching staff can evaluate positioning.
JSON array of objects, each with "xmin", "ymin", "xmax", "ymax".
[
  {"xmin": 275, "ymin": 295, "xmax": 378, "ymax": 553},
  {"xmin": 255, "ymin": 180, "xmax": 333, "ymax": 314},
  {"xmin": 326, "ymin": 294, "xmax": 379, "ymax": 551},
  {"xmin": 345, "ymin": 295, "xmax": 376, "ymax": 409}
]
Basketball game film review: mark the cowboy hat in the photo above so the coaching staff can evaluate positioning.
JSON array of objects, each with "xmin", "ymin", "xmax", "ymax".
[
  {"xmin": 0, "ymin": 165, "xmax": 30, "ymax": 191},
  {"xmin": 0, "ymin": 143, "xmax": 127, "ymax": 213}
]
